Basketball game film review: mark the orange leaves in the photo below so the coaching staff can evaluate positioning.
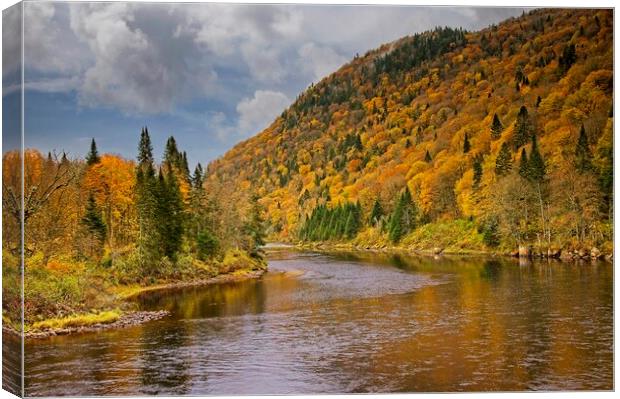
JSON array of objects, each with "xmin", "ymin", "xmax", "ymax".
[{"xmin": 83, "ymin": 155, "xmax": 135, "ymax": 210}]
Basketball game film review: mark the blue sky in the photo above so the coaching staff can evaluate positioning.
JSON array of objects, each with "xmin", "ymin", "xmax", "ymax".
[{"xmin": 3, "ymin": 2, "xmax": 525, "ymax": 167}]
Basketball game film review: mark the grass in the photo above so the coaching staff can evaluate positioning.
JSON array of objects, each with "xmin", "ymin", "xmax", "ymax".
[{"xmin": 29, "ymin": 309, "xmax": 121, "ymax": 332}]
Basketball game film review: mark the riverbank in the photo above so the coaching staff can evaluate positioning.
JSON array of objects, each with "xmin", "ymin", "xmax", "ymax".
[
  {"xmin": 292, "ymin": 238, "xmax": 613, "ymax": 262},
  {"xmin": 4, "ymin": 252, "xmax": 267, "ymax": 340}
]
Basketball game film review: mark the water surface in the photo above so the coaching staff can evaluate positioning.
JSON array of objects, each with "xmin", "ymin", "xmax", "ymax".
[{"xmin": 24, "ymin": 250, "xmax": 613, "ymax": 395}]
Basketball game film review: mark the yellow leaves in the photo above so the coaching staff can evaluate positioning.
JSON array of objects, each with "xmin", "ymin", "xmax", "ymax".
[{"xmin": 454, "ymin": 170, "xmax": 475, "ymax": 217}]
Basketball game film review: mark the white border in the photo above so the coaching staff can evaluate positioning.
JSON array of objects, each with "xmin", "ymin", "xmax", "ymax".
[{"xmin": 0, "ymin": 1, "xmax": 617, "ymax": 399}]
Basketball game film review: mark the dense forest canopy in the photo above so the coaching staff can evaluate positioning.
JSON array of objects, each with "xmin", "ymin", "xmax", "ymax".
[{"xmin": 207, "ymin": 8, "xmax": 613, "ymax": 254}]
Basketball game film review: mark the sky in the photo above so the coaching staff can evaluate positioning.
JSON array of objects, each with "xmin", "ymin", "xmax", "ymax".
[{"xmin": 3, "ymin": 1, "xmax": 526, "ymax": 167}]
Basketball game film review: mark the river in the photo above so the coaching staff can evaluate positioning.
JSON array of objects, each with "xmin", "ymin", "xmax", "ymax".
[{"xmin": 21, "ymin": 249, "xmax": 613, "ymax": 395}]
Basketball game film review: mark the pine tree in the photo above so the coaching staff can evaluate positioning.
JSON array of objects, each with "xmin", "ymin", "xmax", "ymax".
[
  {"xmin": 463, "ymin": 133, "xmax": 471, "ymax": 153},
  {"xmin": 575, "ymin": 124, "xmax": 593, "ymax": 172},
  {"xmin": 424, "ymin": 150, "xmax": 432, "ymax": 162},
  {"xmin": 158, "ymin": 167, "xmax": 184, "ymax": 260},
  {"xmin": 164, "ymin": 136, "xmax": 181, "ymax": 168},
  {"xmin": 82, "ymin": 193, "xmax": 106, "ymax": 243},
  {"xmin": 192, "ymin": 163, "xmax": 204, "ymax": 189},
  {"xmin": 518, "ymin": 148, "xmax": 529, "ymax": 179},
  {"xmin": 514, "ymin": 105, "xmax": 532, "ymax": 150},
  {"xmin": 388, "ymin": 187, "xmax": 417, "ymax": 242},
  {"xmin": 473, "ymin": 154, "xmax": 483, "ymax": 188},
  {"xmin": 86, "ymin": 138, "xmax": 101, "ymax": 166},
  {"xmin": 138, "ymin": 127, "xmax": 154, "ymax": 168},
  {"xmin": 528, "ymin": 133, "xmax": 546, "ymax": 182},
  {"xmin": 495, "ymin": 142, "xmax": 513, "ymax": 176},
  {"xmin": 135, "ymin": 127, "xmax": 161, "ymax": 267},
  {"xmin": 490, "ymin": 113, "xmax": 503, "ymax": 139},
  {"xmin": 244, "ymin": 194, "xmax": 266, "ymax": 255},
  {"xmin": 369, "ymin": 198, "xmax": 384, "ymax": 226}
]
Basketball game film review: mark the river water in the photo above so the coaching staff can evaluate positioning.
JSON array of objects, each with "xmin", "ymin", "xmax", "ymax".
[{"xmin": 22, "ymin": 250, "xmax": 613, "ymax": 395}]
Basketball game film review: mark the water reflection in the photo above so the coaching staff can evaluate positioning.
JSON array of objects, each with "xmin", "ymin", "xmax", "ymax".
[{"xmin": 24, "ymin": 250, "xmax": 612, "ymax": 395}]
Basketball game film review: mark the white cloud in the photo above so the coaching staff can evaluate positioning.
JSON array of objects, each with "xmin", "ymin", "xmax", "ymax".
[
  {"xmin": 236, "ymin": 90, "xmax": 291, "ymax": 137},
  {"xmin": 298, "ymin": 42, "xmax": 348, "ymax": 82}
]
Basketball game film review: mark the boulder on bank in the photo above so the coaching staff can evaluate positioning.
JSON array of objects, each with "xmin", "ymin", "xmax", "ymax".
[
  {"xmin": 590, "ymin": 247, "xmax": 602, "ymax": 259},
  {"xmin": 432, "ymin": 247, "xmax": 444, "ymax": 255}
]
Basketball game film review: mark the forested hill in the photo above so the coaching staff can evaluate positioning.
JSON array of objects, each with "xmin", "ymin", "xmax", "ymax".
[{"xmin": 206, "ymin": 8, "xmax": 613, "ymax": 254}]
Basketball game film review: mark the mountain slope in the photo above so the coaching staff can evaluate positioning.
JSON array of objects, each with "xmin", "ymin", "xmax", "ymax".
[{"xmin": 206, "ymin": 8, "xmax": 613, "ymax": 253}]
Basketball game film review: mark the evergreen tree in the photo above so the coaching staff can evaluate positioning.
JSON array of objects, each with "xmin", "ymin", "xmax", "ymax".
[
  {"xmin": 495, "ymin": 142, "xmax": 512, "ymax": 176},
  {"xmin": 86, "ymin": 138, "xmax": 101, "ymax": 166},
  {"xmin": 424, "ymin": 150, "xmax": 432, "ymax": 162},
  {"xmin": 244, "ymin": 194, "xmax": 266, "ymax": 255},
  {"xmin": 82, "ymin": 192, "xmax": 106, "ymax": 243},
  {"xmin": 575, "ymin": 124, "xmax": 593, "ymax": 172},
  {"xmin": 164, "ymin": 136, "xmax": 181, "ymax": 168},
  {"xmin": 138, "ymin": 127, "xmax": 154, "ymax": 167},
  {"xmin": 158, "ymin": 167, "xmax": 185, "ymax": 260},
  {"xmin": 135, "ymin": 127, "xmax": 161, "ymax": 267},
  {"xmin": 528, "ymin": 134, "xmax": 546, "ymax": 182},
  {"xmin": 192, "ymin": 163, "xmax": 204, "ymax": 189},
  {"xmin": 181, "ymin": 151, "xmax": 190, "ymax": 179},
  {"xmin": 490, "ymin": 113, "xmax": 503, "ymax": 139},
  {"xmin": 463, "ymin": 133, "xmax": 471, "ymax": 153},
  {"xmin": 388, "ymin": 187, "xmax": 417, "ymax": 243},
  {"xmin": 369, "ymin": 198, "xmax": 384, "ymax": 226},
  {"xmin": 514, "ymin": 106, "xmax": 532, "ymax": 149},
  {"xmin": 473, "ymin": 154, "xmax": 483, "ymax": 188},
  {"xmin": 518, "ymin": 148, "xmax": 529, "ymax": 179}
]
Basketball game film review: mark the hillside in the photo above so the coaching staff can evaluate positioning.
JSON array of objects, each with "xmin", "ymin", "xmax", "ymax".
[{"xmin": 206, "ymin": 8, "xmax": 613, "ymax": 255}]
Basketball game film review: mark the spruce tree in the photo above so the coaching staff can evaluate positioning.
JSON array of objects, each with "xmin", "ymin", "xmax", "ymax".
[
  {"xmin": 159, "ymin": 167, "xmax": 185, "ymax": 260},
  {"xmin": 135, "ymin": 127, "xmax": 161, "ymax": 267},
  {"xmin": 518, "ymin": 148, "xmax": 530, "ymax": 179},
  {"xmin": 192, "ymin": 163, "xmax": 204, "ymax": 189},
  {"xmin": 82, "ymin": 193, "xmax": 106, "ymax": 243},
  {"xmin": 86, "ymin": 138, "xmax": 101, "ymax": 166},
  {"xmin": 514, "ymin": 106, "xmax": 532, "ymax": 150},
  {"xmin": 164, "ymin": 136, "xmax": 181, "ymax": 168},
  {"xmin": 495, "ymin": 142, "xmax": 512, "ymax": 176},
  {"xmin": 244, "ymin": 194, "xmax": 265, "ymax": 255},
  {"xmin": 473, "ymin": 154, "xmax": 483, "ymax": 188},
  {"xmin": 463, "ymin": 133, "xmax": 471, "ymax": 153},
  {"xmin": 138, "ymin": 127, "xmax": 154, "ymax": 168},
  {"xmin": 424, "ymin": 150, "xmax": 432, "ymax": 162},
  {"xmin": 528, "ymin": 134, "xmax": 546, "ymax": 182},
  {"xmin": 369, "ymin": 199, "xmax": 384, "ymax": 226},
  {"xmin": 490, "ymin": 113, "xmax": 503, "ymax": 139},
  {"xmin": 388, "ymin": 188, "xmax": 417, "ymax": 243},
  {"xmin": 575, "ymin": 124, "xmax": 593, "ymax": 172}
]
